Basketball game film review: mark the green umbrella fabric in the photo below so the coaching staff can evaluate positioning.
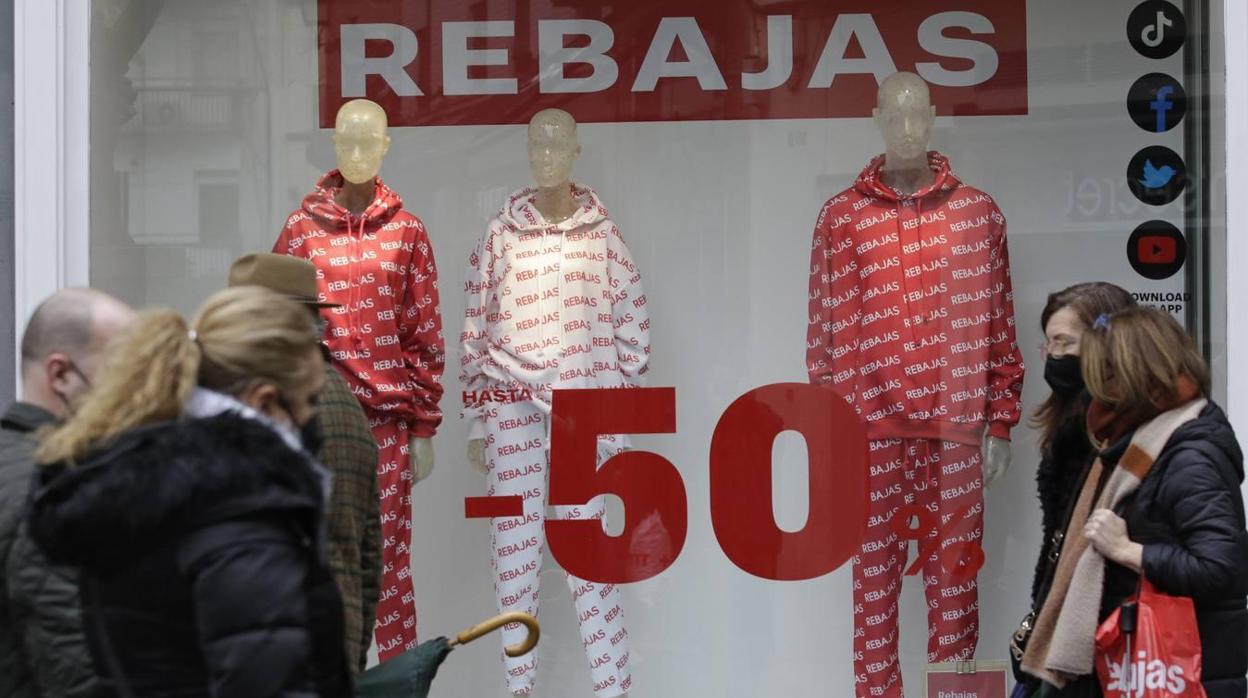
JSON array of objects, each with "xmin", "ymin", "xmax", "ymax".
[{"xmin": 356, "ymin": 637, "xmax": 453, "ymax": 698}]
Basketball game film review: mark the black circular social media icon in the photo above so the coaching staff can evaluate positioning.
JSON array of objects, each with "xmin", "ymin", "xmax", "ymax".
[
  {"xmin": 1128, "ymin": 1, "xmax": 1186, "ymax": 59},
  {"xmin": 1127, "ymin": 73, "xmax": 1186, "ymax": 133},
  {"xmin": 1127, "ymin": 145, "xmax": 1187, "ymax": 206},
  {"xmin": 1127, "ymin": 221, "xmax": 1186, "ymax": 280}
]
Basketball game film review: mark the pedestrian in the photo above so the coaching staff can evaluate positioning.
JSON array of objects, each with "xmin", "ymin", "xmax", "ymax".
[
  {"xmin": 1021, "ymin": 307, "xmax": 1248, "ymax": 698},
  {"xmin": 0, "ymin": 288, "xmax": 133, "ymax": 698},
  {"xmin": 228, "ymin": 252, "xmax": 381, "ymax": 674},
  {"xmin": 29, "ymin": 286, "xmax": 354, "ymax": 697},
  {"xmin": 1011, "ymin": 283, "xmax": 1134, "ymax": 696}
]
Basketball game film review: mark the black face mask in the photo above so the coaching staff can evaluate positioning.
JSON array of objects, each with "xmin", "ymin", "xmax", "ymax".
[
  {"xmin": 299, "ymin": 414, "xmax": 325, "ymax": 456},
  {"xmin": 277, "ymin": 392, "xmax": 324, "ymax": 456},
  {"xmin": 1044, "ymin": 354, "xmax": 1084, "ymax": 398}
]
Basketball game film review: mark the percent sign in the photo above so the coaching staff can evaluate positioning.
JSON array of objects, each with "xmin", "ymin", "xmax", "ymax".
[{"xmin": 891, "ymin": 502, "xmax": 985, "ymax": 583}]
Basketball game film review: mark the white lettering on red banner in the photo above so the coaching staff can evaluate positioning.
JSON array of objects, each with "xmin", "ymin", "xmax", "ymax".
[{"xmin": 318, "ymin": 0, "xmax": 1027, "ymax": 127}]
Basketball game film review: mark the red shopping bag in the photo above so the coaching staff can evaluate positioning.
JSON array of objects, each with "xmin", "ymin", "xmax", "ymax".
[{"xmin": 1094, "ymin": 579, "xmax": 1207, "ymax": 698}]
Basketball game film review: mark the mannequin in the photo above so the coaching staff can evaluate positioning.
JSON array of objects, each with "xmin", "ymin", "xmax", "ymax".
[
  {"xmin": 461, "ymin": 109, "xmax": 643, "ymax": 698},
  {"xmin": 806, "ymin": 72, "xmax": 1024, "ymax": 698},
  {"xmin": 466, "ymin": 108, "xmax": 582, "ymax": 474},
  {"xmin": 871, "ymin": 72, "xmax": 1012, "ymax": 483},
  {"xmin": 331, "ymin": 100, "xmax": 436, "ymax": 480},
  {"xmin": 274, "ymin": 98, "xmax": 445, "ymax": 662}
]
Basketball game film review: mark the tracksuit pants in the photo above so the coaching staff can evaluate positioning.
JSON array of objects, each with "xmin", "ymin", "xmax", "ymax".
[
  {"xmin": 853, "ymin": 438, "xmax": 984, "ymax": 698},
  {"xmin": 484, "ymin": 399, "xmax": 632, "ymax": 697},
  {"xmin": 368, "ymin": 413, "xmax": 419, "ymax": 662}
]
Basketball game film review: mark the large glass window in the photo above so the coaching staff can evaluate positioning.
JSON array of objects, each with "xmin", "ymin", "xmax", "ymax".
[{"xmin": 88, "ymin": 1, "xmax": 1229, "ymax": 695}]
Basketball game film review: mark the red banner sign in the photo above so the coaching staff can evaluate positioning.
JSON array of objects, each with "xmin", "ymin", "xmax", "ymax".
[{"xmin": 318, "ymin": 0, "xmax": 1028, "ymax": 127}]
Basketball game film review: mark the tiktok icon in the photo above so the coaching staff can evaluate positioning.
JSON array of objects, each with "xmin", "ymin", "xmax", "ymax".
[{"xmin": 1127, "ymin": 0, "xmax": 1186, "ymax": 60}]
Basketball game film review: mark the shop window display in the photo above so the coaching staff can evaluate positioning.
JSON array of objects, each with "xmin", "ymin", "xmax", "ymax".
[{"xmin": 87, "ymin": 1, "xmax": 1228, "ymax": 696}]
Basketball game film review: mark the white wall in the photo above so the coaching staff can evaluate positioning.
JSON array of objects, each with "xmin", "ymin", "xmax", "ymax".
[{"xmin": 1224, "ymin": 0, "xmax": 1248, "ymax": 427}]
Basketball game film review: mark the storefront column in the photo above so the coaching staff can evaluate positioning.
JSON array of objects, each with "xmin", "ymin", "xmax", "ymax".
[
  {"xmin": 1225, "ymin": 0, "xmax": 1248, "ymax": 442},
  {"xmin": 12, "ymin": 0, "xmax": 90, "ymax": 383}
]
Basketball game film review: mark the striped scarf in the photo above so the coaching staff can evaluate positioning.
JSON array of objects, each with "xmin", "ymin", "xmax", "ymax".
[{"xmin": 1022, "ymin": 396, "xmax": 1206, "ymax": 687}]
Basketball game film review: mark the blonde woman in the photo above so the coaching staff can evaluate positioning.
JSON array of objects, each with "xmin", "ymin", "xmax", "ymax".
[
  {"xmin": 1022, "ymin": 307, "xmax": 1247, "ymax": 698},
  {"xmin": 28, "ymin": 287, "xmax": 353, "ymax": 698}
]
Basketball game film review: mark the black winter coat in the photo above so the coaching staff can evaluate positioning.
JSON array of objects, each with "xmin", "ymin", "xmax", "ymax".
[
  {"xmin": 29, "ymin": 412, "xmax": 354, "ymax": 698},
  {"xmin": 1019, "ymin": 398, "xmax": 1101, "ymax": 698},
  {"xmin": 1032, "ymin": 401, "xmax": 1097, "ymax": 604},
  {"xmin": 1102, "ymin": 403, "xmax": 1248, "ymax": 698},
  {"xmin": 0, "ymin": 403, "xmax": 96, "ymax": 697}
]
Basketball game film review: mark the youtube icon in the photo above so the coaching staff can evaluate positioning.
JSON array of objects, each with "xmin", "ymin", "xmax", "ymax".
[
  {"xmin": 1138, "ymin": 235, "xmax": 1178, "ymax": 264},
  {"xmin": 1127, "ymin": 221, "xmax": 1187, "ymax": 280}
]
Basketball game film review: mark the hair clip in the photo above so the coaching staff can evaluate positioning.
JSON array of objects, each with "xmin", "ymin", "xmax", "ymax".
[
  {"xmin": 1093, "ymin": 314, "xmax": 1111, "ymax": 331},
  {"xmin": 187, "ymin": 329, "xmax": 199, "ymax": 342}
]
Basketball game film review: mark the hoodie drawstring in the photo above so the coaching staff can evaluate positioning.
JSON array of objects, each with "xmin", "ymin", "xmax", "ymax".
[
  {"xmin": 355, "ymin": 213, "xmax": 368, "ymax": 345},
  {"xmin": 535, "ymin": 224, "xmax": 566, "ymax": 358},
  {"xmin": 916, "ymin": 197, "xmax": 928, "ymax": 323},
  {"xmin": 345, "ymin": 212, "xmax": 357, "ymax": 346},
  {"xmin": 344, "ymin": 209, "xmax": 369, "ymax": 348}
]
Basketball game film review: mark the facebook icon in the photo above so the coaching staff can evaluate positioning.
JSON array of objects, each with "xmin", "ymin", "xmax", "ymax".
[
  {"xmin": 1128, "ymin": 73, "xmax": 1185, "ymax": 133},
  {"xmin": 1151, "ymin": 86, "xmax": 1174, "ymax": 132}
]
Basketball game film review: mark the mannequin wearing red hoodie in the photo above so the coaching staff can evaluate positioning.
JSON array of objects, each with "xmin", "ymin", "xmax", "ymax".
[
  {"xmin": 274, "ymin": 99, "xmax": 445, "ymax": 662},
  {"xmin": 806, "ymin": 73, "xmax": 1024, "ymax": 698}
]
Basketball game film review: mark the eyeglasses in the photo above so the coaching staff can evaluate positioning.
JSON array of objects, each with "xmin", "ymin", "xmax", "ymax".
[{"xmin": 1039, "ymin": 337, "xmax": 1079, "ymax": 356}]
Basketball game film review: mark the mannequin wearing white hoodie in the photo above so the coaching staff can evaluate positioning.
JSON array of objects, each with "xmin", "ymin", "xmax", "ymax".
[{"xmin": 461, "ymin": 109, "xmax": 644, "ymax": 698}]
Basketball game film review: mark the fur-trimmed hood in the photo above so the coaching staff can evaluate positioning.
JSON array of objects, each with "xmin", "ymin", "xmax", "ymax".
[{"xmin": 30, "ymin": 412, "xmax": 325, "ymax": 570}]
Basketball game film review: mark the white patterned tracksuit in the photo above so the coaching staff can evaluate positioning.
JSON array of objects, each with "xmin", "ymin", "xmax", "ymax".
[
  {"xmin": 461, "ymin": 184, "xmax": 648, "ymax": 696},
  {"xmin": 484, "ymin": 399, "xmax": 631, "ymax": 697}
]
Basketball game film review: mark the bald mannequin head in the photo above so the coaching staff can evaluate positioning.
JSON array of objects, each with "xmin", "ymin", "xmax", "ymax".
[
  {"xmin": 528, "ymin": 109, "xmax": 581, "ymax": 190},
  {"xmin": 20, "ymin": 288, "xmax": 135, "ymax": 417},
  {"xmin": 873, "ymin": 71, "xmax": 936, "ymax": 161},
  {"xmin": 334, "ymin": 99, "xmax": 391, "ymax": 184}
]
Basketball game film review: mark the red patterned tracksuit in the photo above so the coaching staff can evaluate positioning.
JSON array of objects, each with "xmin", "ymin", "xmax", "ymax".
[
  {"xmin": 461, "ymin": 185, "xmax": 647, "ymax": 696},
  {"xmin": 806, "ymin": 152, "xmax": 1024, "ymax": 698},
  {"xmin": 275, "ymin": 170, "xmax": 445, "ymax": 662}
]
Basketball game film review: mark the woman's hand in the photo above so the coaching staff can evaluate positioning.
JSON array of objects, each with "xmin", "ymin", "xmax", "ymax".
[{"xmin": 1085, "ymin": 508, "xmax": 1144, "ymax": 573}]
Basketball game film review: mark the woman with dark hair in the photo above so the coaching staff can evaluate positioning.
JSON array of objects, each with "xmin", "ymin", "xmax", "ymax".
[
  {"xmin": 1012, "ymin": 282, "xmax": 1133, "ymax": 696},
  {"xmin": 1030, "ymin": 283, "xmax": 1135, "ymax": 600}
]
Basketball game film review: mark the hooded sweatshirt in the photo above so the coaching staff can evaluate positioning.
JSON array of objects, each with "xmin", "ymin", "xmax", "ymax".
[
  {"xmin": 460, "ymin": 185, "xmax": 650, "ymax": 439},
  {"xmin": 806, "ymin": 151, "xmax": 1024, "ymax": 445},
  {"xmin": 274, "ymin": 170, "xmax": 445, "ymax": 436}
]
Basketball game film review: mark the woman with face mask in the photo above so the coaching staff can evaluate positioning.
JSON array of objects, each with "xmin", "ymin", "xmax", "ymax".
[
  {"xmin": 28, "ymin": 286, "xmax": 353, "ymax": 697},
  {"xmin": 1011, "ymin": 282, "xmax": 1134, "ymax": 696}
]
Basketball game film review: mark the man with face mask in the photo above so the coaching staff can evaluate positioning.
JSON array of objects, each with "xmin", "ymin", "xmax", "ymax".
[
  {"xmin": 0, "ymin": 287, "xmax": 134, "ymax": 697},
  {"xmin": 228, "ymin": 252, "xmax": 382, "ymax": 675}
]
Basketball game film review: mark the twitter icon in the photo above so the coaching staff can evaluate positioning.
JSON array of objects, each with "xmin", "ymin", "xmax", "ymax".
[
  {"xmin": 1128, "ymin": 146, "xmax": 1186, "ymax": 206},
  {"xmin": 1139, "ymin": 159, "xmax": 1176, "ymax": 188}
]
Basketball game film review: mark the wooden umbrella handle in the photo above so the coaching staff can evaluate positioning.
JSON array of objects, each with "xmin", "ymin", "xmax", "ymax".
[{"xmin": 448, "ymin": 611, "xmax": 541, "ymax": 657}]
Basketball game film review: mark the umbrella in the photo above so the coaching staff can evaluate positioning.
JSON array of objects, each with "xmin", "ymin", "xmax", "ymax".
[{"xmin": 356, "ymin": 612, "xmax": 541, "ymax": 698}]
